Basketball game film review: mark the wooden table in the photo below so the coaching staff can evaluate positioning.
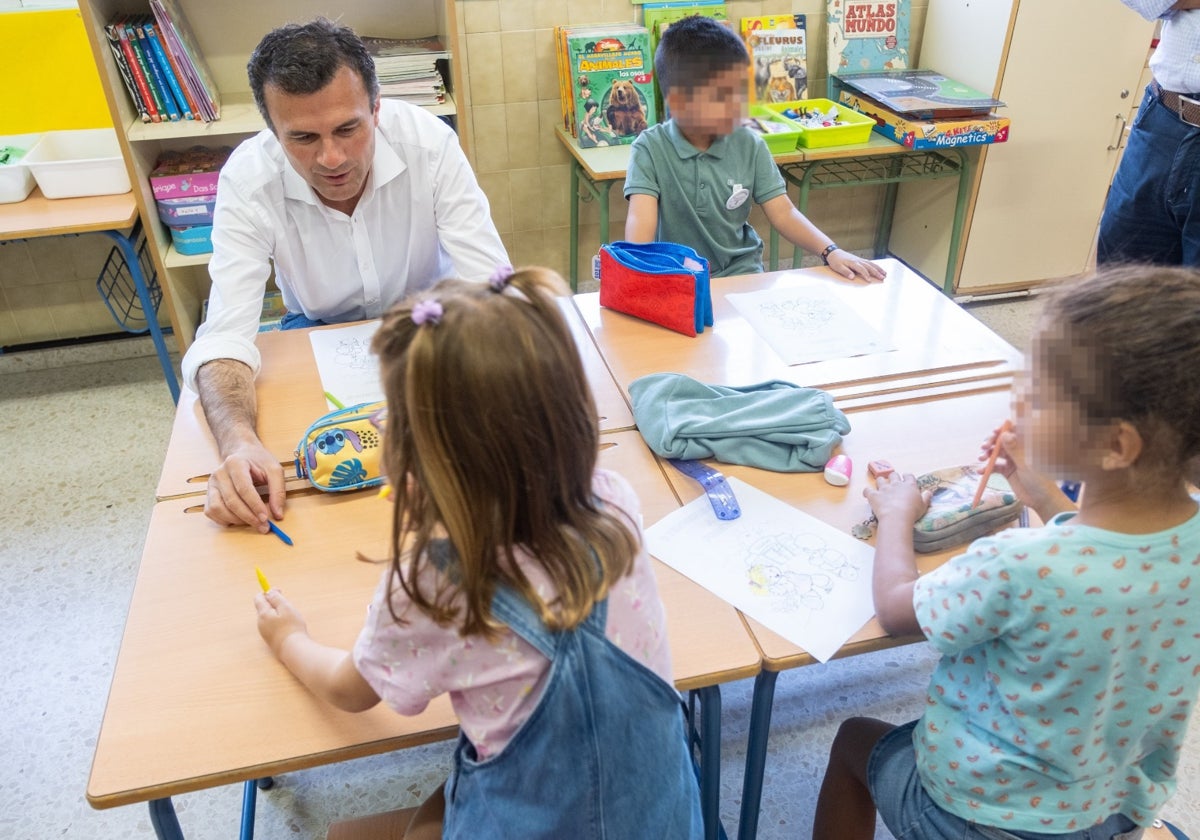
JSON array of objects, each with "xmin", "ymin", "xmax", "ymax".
[
  {"xmin": 574, "ymin": 257, "xmax": 1021, "ymax": 408},
  {"xmin": 156, "ymin": 299, "xmax": 635, "ymax": 500},
  {"xmin": 95, "ymin": 405, "xmax": 755, "ymax": 835},
  {"xmin": 0, "ymin": 187, "xmax": 180, "ymax": 402},
  {"xmin": 659, "ymin": 387, "xmax": 1017, "ymax": 840},
  {"xmin": 558, "ymin": 127, "xmax": 969, "ymax": 293}
]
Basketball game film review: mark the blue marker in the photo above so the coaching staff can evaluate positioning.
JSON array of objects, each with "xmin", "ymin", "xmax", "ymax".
[{"xmin": 267, "ymin": 520, "xmax": 294, "ymax": 546}]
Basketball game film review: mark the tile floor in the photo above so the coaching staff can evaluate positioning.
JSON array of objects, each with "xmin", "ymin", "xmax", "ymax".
[{"xmin": 1, "ymin": 291, "xmax": 1197, "ymax": 840}]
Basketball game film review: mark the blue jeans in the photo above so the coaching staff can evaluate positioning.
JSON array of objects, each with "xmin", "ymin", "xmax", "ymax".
[
  {"xmin": 279, "ymin": 311, "xmax": 327, "ymax": 330},
  {"xmin": 1097, "ymin": 84, "xmax": 1200, "ymax": 266},
  {"xmin": 868, "ymin": 721, "xmax": 1144, "ymax": 840},
  {"xmin": 441, "ymin": 571, "xmax": 704, "ymax": 839}
]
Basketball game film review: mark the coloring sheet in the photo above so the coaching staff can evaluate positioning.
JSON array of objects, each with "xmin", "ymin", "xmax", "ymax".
[
  {"xmin": 645, "ymin": 477, "xmax": 875, "ymax": 662},
  {"xmin": 308, "ymin": 321, "xmax": 383, "ymax": 408},
  {"xmin": 726, "ymin": 284, "xmax": 895, "ymax": 365}
]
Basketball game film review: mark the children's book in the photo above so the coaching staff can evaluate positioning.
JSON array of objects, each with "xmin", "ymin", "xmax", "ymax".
[
  {"xmin": 641, "ymin": 1, "xmax": 727, "ymax": 61},
  {"xmin": 836, "ymin": 69, "xmax": 1004, "ymax": 119},
  {"xmin": 827, "ymin": 0, "xmax": 910, "ymax": 76},
  {"xmin": 122, "ymin": 17, "xmax": 172, "ymax": 121},
  {"xmin": 741, "ymin": 15, "xmax": 807, "ymax": 105},
  {"xmin": 150, "ymin": 0, "xmax": 221, "ymax": 121},
  {"xmin": 104, "ymin": 18, "xmax": 153, "ymax": 123},
  {"xmin": 555, "ymin": 24, "xmax": 657, "ymax": 148}
]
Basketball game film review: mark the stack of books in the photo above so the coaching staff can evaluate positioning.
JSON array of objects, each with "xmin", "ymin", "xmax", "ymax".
[
  {"xmin": 103, "ymin": 1, "xmax": 220, "ymax": 124},
  {"xmin": 555, "ymin": 23, "xmax": 657, "ymax": 148},
  {"xmin": 361, "ymin": 36, "xmax": 449, "ymax": 107}
]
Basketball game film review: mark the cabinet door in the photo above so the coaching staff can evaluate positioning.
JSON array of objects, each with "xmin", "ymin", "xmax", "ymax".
[{"xmin": 889, "ymin": 0, "xmax": 1154, "ymax": 294}]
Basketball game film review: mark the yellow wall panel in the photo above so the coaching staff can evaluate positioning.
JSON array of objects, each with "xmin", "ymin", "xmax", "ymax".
[{"xmin": 0, "ymin": 9, "xmax": 111, "ymax": 134}]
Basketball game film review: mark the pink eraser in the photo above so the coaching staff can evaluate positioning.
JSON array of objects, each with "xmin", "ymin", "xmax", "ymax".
[
  {"xmin": 867, "ymin": 459, "xmax": 895, "ymax": 480},
  {"xmin": 824, "ymin": 454, "xmax": 852, "ymax": 487}
]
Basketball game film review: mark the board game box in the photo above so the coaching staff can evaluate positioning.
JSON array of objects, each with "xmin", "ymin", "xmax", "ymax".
[
  {"xmin": 556, "ymin": 24, "xmax": 657, "ymax": 148},
  {"xmin": 834, "ymin": 68, "xmax": 1005, "ymax": 119},
  {"xmin": 837, "ymin": 88, "xmax": 1010, "ymax": 149}
]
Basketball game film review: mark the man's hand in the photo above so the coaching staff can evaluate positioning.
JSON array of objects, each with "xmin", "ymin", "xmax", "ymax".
[
  {"xmin": 206, "ymin": 441, "xmax": 287, "ymax": 530},
  {"xmin": 196, "ymin": 358, "xmax": 286, "ymax": 530}
]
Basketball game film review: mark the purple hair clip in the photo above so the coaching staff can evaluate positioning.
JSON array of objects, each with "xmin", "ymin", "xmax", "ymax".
[
  {"xmin": 412, "ymin": 299, "xmax": 444, "ymax": 326},
  {"xmin": 488, "ymin": 265, "xmax": 515, "ymax": 292}
]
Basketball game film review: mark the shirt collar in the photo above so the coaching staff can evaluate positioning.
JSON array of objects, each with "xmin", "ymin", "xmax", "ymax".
[
  {"xmin": 665, "ymin": 119, "xmax": 729, "ymax": 160},
  {"xmin": 280, "ymin": 124, "xmax": 407, "ymax": 207}
]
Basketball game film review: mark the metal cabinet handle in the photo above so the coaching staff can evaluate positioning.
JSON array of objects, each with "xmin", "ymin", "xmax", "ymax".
[{"xmin": 1108, "ymin": 113, "xmax": 1129, "ymax": 151}]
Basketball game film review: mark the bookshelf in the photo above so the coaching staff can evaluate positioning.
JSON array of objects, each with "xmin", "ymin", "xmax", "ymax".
[{"xmin": 75, "ymin": 0, "xmax": 465, "ymax": 351}]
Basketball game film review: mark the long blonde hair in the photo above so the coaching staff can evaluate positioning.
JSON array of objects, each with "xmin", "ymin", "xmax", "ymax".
[{"xmin": 370, "ymin": 268, "xmax": 639, "ymax": 637}]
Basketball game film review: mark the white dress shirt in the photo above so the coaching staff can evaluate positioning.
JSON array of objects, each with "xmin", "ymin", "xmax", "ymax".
[
  {"xmin": 1123, "ymin": 0, "xmax": 1200, "ymax": 92},
  {"xmin": 181, "ymin": 99, "xmax": 508, "ymax": 390}
]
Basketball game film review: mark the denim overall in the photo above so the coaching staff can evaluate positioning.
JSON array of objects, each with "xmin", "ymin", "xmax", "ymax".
[{"xmin": 441, "ymin": 582, "xmax": 705, "ymax": 839}]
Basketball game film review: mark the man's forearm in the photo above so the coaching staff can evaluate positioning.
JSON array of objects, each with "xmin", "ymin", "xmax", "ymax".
[{"xmin": 196, "ymin": 358, "xmax": 260, "ymax": 457}]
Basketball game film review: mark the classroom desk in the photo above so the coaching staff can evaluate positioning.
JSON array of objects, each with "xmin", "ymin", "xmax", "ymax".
[
  {"xmin": 155, "ymin": 298, "xmax": 635, "ymax": 500},
  {"xmin": 0, "ymin": 187, "xmax": 180, "ymax": 402},
  {"xmin": 94, "ymin": 441, "xmax": 757, "ymax": 833},
  {"xmin": 557, "ymin": 127, "xmax": 969, "ymax": 294},
  {"xmin": 573, "ymin": 257, "xmax": 1021, "ymax": 408},
  {"xmin": 658, "ymin": 387, "xmax": 1017, "ymax": 840}
]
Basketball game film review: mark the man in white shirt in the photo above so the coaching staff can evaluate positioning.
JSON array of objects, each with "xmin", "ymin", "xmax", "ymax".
[
  {"xmin": 181, "ymin": 18, "xmax": 508, "ymax": 531},
  {"xmin": 1099, "ymin": 0, "xmax": 1200, "ymax": 264}
]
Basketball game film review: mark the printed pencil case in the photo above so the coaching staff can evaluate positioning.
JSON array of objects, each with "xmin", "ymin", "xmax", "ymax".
[
  {"xmin": 853, "ymin": 465, "xmax": 1024, "ymax": 553},
  {"xmin": 598, "ymin": 240, "xmax": 713, "ymax": 336},
  {"xmin": 294, "ymin": 400, "xmax": 385, "ymax": 492}
]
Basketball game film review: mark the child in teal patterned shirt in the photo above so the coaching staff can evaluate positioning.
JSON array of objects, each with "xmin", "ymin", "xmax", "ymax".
[{"xmin": 814, "ymin": 264, "xmax": 1200, "ymax": 839}]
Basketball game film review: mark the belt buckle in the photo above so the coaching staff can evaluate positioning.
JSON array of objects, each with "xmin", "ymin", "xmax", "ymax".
[{"xmin": 1179, "ymin": 93, "xmax": 1200, "ymax": 127}]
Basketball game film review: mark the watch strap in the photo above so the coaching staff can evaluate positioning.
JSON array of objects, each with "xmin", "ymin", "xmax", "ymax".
[
  {"xmin": 667, "ymin": 459, "xmax": 742, "ymax": 520},
  {"xmin": 820, "ymin": 243, "xmax": 840, "ymax": 265}
]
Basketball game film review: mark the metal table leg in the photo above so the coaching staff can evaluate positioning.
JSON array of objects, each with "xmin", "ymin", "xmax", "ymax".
[{"xmin": 737, "ymin": 669, "xmax": 780, "ymax": 840}]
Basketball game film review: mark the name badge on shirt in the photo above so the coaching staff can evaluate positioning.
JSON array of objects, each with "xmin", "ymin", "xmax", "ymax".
[{"xmin": 726, "ymin": 182, "xmax": 750, "ymax": 210}]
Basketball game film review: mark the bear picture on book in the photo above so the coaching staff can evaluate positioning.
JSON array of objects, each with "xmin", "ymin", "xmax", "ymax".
[{"xmin": 556, "ymin": 24, "xmax": 656, "ymax": 148}]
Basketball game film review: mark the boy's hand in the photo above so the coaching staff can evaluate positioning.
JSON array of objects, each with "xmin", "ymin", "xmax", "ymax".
[
  {"xmin": 826, "ymin": 250, "xmax": 887, "ymax": 283},
  {"xmin": 255, "ymin": 589, "xmax": 309, "ymax": 658},
  {"xmin": 864, "ymin": 472, "xmax": 931, "ymax": 523}
]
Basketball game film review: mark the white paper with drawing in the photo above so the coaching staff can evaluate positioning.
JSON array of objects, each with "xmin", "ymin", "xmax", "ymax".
[
  {"xmin": 645, "ymin": 478, "xmax": 875, "ymax": 662},
  {"xmin": 308, "ymin": 321, "xmax": 384, "ymax": 407},
  {"xmin": 726, "ymin": 284, "xmax": 894, "ymax": 365}
]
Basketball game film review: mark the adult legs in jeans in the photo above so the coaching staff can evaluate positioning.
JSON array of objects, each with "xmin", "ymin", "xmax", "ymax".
[
  {"xmin": 1097, "ymin": 86, "xmax": 1200, "ymax": 266},
  {"xmin": 280, "ymin": 310, "xmax": 328, "ymax": 330}
]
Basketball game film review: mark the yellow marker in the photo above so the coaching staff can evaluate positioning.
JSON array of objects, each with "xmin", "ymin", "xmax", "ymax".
[
  {"xmin": 378, "ymin": 484, "xmax": 391, "ymax": 500},
  {"xmin": 255, "ymin": 566, "xmax": 271, "ymax": 593}
]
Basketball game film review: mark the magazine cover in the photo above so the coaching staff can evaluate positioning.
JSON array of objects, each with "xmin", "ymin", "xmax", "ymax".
[
  {"xmin": 556, "ymin": 24, "xmax": 657, "ymax": 147},
  {"xmin": 827, "ymin": 0, "xmax": 910, "ymax": 76},
  {"xmin": 742, "ymin": 15, "xmax": 807, "ymax": 104}
]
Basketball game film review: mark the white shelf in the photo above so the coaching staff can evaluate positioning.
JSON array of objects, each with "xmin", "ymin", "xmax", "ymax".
[
  {"xmin": 164, "ymin": 244, "xmax": 212, "ymax": 268},
  {"xmin": 127, "ymin": 95, "xmax": 265, "ymax": 142}
]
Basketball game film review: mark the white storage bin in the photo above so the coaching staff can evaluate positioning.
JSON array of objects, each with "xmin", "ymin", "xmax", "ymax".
[
  {"xmin": 0, "ymin": 133, "xmax": 41, "ymax": 204},
  {"xmin": 25, "ymin": 128, "xmax": 131, "ymax": 199}
]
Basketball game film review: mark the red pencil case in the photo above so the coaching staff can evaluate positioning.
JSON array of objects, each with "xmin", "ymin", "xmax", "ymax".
[{"xmin": 598, "ymin": 241, "xmax": 713, "ymax": 337}]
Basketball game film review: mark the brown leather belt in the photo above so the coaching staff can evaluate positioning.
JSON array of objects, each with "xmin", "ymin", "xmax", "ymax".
[{"xmin": 1152, "ymin": 80, "xmax": 1200, "ymax": 128}]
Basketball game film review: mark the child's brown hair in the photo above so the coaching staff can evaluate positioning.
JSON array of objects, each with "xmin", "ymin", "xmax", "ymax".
[
  {"xmin": 371, "ymin": 268, "xmax": 639, "ymax": 637},
  {"xmin": 1034, "ymin": 263, "xmax": 1200, "ymax": 474}
]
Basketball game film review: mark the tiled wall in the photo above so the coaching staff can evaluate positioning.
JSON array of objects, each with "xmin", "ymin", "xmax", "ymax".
[
  {"xmin": 1, "ymin": 0, "xmax": 929, "ymax": 347},
  {"xmin": 456, "ymin": 0, "xmax": 929, "ymax": 287}
]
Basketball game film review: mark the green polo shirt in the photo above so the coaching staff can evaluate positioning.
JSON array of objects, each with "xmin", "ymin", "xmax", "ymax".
[{"xmin": 624, "ymin": 119, "xmax": 786, "ymax": 277}]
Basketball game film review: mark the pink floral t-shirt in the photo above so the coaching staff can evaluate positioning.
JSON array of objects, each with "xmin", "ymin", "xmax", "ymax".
[{"xmin": 352, "ymin": 469, "xmax": 673, "ymax": 759}]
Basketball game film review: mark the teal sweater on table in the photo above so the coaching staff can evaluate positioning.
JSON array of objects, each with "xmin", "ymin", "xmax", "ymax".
[{"xmin": 628, "ymin": 373, "xmax": 851, "ymax": 472}]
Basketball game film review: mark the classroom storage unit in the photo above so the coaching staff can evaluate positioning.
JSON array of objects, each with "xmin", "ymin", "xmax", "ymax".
[
  {"xmin": 75, "ymin": 0, "xmax": 466, "ymax": 351},
  {"xmin": 886, "ymin": 0, "xmax": 1154, "ymax": 295}
]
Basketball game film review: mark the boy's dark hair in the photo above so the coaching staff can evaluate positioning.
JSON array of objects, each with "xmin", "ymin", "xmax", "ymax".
[
  {"xmin": 655, "ymin": 15, "xmax": 749, "ymax": 95},
  {"xmin": 1036, "ymin": 263, "xmax": 1200, "ymax": 471},
  {"xmin": 247, "ymin": 18, "xmax": 380, "ymax": 132}
]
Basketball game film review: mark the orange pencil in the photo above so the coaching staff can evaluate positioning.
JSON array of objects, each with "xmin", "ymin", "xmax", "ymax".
[{"xmin": 972, "ymin": 419, "xmax": 1014, "ymax": 509}]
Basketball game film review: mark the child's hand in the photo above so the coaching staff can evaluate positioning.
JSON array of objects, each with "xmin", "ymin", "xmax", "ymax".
[
  {"xmin": 255, "ymin": 589, "xmax": 309, "ymax": 658},
  {"xmin": 980, "ymin": 421, "xmax": 1076, "ymax": 520},
  {"xmin": 863, "ymin": 472, "xmax": 931, "ymax": 523},
  {"xmin": 826, "ymin": 250, "xmax": 888, "ymax": 283}
]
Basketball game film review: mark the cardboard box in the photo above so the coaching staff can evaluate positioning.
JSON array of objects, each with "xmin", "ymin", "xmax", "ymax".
[
  {"xmin": 837, "ymin": 90, "xmax": 1010, "ymax": 150},
  {"xmin": 149, "ymin": 146, "xmax": 231, "ymax": 199},
  {"xmin": 169, "ymin": 224, "xmax": 213, "ymax": 256},
  {"xmin": 156, "ymin": 194, "xmax": 216, "ymax": 227}
]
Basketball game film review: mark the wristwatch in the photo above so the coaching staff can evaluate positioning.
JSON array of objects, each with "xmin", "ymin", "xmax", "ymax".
[
  {"xmin": 667, "ymin": 459, "xmax": 742, "ymax": 520},
  {"xmin": 820, "ymin": 243, "xmax": 840, "ymax": 265}
]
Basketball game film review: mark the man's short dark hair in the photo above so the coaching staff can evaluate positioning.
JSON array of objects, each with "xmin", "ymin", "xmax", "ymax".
[
  {"xmin": 247, "ymin": 18, "xmax": 380, "ymax": 131},
  {"xmin": 654, "ymin": 15, "xmax": 749, "ymax": 96}
]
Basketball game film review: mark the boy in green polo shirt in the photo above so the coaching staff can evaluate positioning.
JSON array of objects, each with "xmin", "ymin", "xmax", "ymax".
[{"xmin": 624, "ymin": 15, "xmax": 886, "ymax": 281}]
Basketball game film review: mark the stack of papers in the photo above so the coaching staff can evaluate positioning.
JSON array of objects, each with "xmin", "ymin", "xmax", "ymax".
[{"xmin": 362, "ymin": 35, "xmax": 448, "ymax": 106}]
